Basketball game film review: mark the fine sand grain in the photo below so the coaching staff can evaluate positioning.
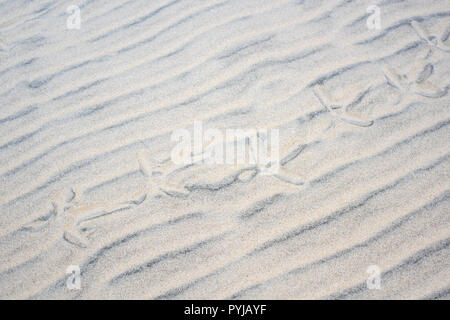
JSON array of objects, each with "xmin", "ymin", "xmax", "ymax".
[{"xmin": 0, "ymin": 0, "xmax": 449, "ymax": 299}]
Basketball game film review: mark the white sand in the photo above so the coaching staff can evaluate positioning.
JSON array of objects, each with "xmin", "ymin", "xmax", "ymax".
[{"xmin": 0, "ymin": 0, "xmax": 449, "ymax": 299}]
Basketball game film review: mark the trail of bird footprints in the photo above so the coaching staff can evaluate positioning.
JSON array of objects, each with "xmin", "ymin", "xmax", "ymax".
[{"xmin": 24, "ymin": 20, "xmax": 448, "ymax": 249}]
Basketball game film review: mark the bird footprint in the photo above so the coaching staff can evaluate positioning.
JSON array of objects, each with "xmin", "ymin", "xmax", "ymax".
[
  {"xmin": 383, "ymin": 61, "xmax": 446, "ymax": 99},
  {"xmin": 138, "ymin": 151, "xmax": 191, "ymax": 197},
  {"xmin": 247, "ymin": 134, "xmax": 306, "ymax": 187},
  {"xmin": 411, "ymin": 20, "xmax": 450, "ymax": 52},
  {"xmin": 25, "ymin": 186, "xmax": 146, "ymax": 248},
  {"xmin": 313, "ymin": 85, "xmax": 374, "ymax": 127},
  {"xmin": 61, "ymin": 189, "xmax": 146, "ymax": 248}
]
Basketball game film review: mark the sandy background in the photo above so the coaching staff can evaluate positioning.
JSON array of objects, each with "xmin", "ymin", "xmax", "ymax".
[{"xmin": 0, "ymin": 0, "xmax": 449, "ymax": 299}]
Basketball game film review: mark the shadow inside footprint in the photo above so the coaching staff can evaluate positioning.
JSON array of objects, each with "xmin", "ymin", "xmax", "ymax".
[{"xmin": 29, "ymin": 78, "xmax": 48, "ymax": 89}]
